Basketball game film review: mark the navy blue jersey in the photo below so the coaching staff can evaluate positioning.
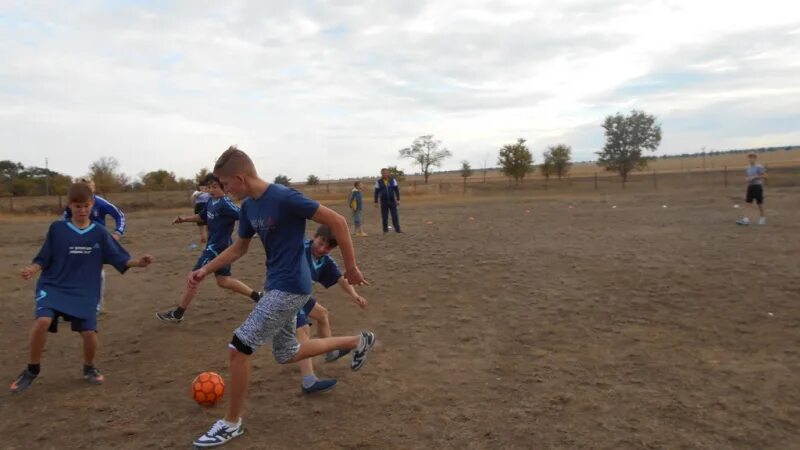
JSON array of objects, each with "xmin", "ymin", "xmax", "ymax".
[
  {"xmin": 238, "ymin": 184, "xmax": 320, "ymax": 294},
  {"xmin": 33, "ymin": 221, "xmax": 131, "ymax": 320},
  {"xmin": 63, "ymin": 194, "xmax": 126, "ymax": 235},
  {"xmin": 304, "ymin": 240, "xmax": 342, "ymax": 289},
  {"xmin": 200, "ymin": 196, "xmax": 240, "ymax": 254}
]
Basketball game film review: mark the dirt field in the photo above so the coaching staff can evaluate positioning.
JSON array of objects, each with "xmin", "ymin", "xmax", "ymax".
[{"xmin": 1, "ymin": 184, "xmax": 799, "ymax": 449}]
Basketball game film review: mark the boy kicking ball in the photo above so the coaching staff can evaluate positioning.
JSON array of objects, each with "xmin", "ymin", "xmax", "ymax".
[
  {"xmin": 11, "ymin": 182, "xmax": 153, "ymax": 393},
  {"xmin": 737, "ymin": 153, "xmax": 767, "ymax": 226},
  {"xmin": 190, "ymin": 147, "xmax": 375, "ymax": 448},
  {"xmin": 156, "ymin": 174, "xmax": 261, "ymax": 323}
]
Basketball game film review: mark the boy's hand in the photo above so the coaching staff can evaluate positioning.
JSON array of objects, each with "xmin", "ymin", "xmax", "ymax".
[
  {"xmin": 172, "ymin": 216, "xmax": 183, "ymax": 224},
  {"xmin": 188, "ymin": 267, "xmax": 208, "ymax": 290},
  {"xmin": 352, "ymin": 294, "xmax": 368, "ymax": 309},
  {"xmin": 139, "ymin": 255, "xmax": 155, "ymax": 267},
  {"xmin": 344, "ymin": 266, "xmax": 368, "ymax": 286},
  {"xmin": 20, "ymin": 264, "xmax": 41, "ymax": 280}
]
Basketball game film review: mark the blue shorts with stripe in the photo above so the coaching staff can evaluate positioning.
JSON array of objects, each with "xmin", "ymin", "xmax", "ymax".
[
  {"xmin": 192, "ymin": 246, "xmax": 232, "ymax": 277},
  {"xmin": 295, "ymin": 298, "xmax": 317, "ymax": 328}
]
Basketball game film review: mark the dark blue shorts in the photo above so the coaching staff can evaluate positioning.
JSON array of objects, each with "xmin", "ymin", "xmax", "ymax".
[
  {"xmin": 193, "ymin": 248, "xmax": 232, "ymax": 277},
  {"xmin": 37, "ymin": 307, "xmax": 97, "ymax": 333},
  {"xmin": 295, "ymin": 298, "xmax": 317, "ymax": 328}
]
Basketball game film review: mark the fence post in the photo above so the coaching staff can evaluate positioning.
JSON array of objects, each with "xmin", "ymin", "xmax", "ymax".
[
  {"xmin": 724, "ymin": 166, "xmax": 728, "ymax": 187},
  {"xmin": 594, "ymin": 173, "xmax": 598, "ymax": 190}
]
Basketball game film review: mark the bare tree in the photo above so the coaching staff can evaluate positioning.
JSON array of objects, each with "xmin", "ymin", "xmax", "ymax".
[{"xmin": 399, "ymin": 135, "xmax": 452, "ymax": 184}]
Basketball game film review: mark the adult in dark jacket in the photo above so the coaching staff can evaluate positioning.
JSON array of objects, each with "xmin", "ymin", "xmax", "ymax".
[{"xmin": 373, "ymin": 168, "xmax": 401, "ymax": 233}]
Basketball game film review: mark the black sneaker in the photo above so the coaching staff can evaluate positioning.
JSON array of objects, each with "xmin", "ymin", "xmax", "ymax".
[
  {"xmin": 250, "ymin": 291, "xmax": 263, "ymax": 303},
  {"xmin": 84, "ymin": 366, "xmax": 105, "ymax": 385},
  {"xmin": 156, "ymin": 309, "xmax": 183, "ymax": 323},
  {"xmin": 351, "ymin": 331, "xmax": 376, "ymax": 371},
  {"xmin": 10, "ymin": 369, "xmax": 37, "ymax": 393}
]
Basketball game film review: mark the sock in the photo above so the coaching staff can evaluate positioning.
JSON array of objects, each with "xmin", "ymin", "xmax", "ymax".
[
  {"xmin": 27, "ymin": 363, "xmax": 40, "ymax": 375},
  {"xmin": 174, "ymin": 307, "xmax": 185, "ymax": 319},
  {"xmin": 302, "ymin": 374, "xmax": 318, "ymax": 389},
  {"xmin": 249, "ymin": 290, "xmax": 261, "ymax": 302},
  {"xmin": 223, "ymin": 418, "xmax": 242, "ymax": 429}
]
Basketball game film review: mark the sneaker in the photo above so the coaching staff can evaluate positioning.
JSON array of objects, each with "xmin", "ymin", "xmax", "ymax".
[
  {"xmin": 156, "ymin": 309, "xmax": 183, "ymax": 323},
  {"xmin": 250, "ymin": 291, "xmax": 263, "ymax": 303},
  {"xmin": 84, "ymin": 366, "xmax": 105, "ymax": 385},
  {"xmin": 357, "ymin": 232, "xmax": 368, "ymax": 237},
  {"xmin": 758, "ymin": 217, "xmax": 766, "ymax": 225},
  {"xmin": 351, "ymin": 331, "xmax": 376, "ymax": 371},
  {"xmin": 193, "ymin": 419, "xmax": 245, "ymax": 448},
  {"xmin": 10, "ymin": 369, "xmax": 37, "ymax": 393},
  {"xmin": 325, "ymin": 349, "xmax": 350, "ymax": 363},
  {"xmin": 736, "ymin": 218, "xmax": 750, "ymax": 226},
  {"xmin": 302, "ymin": 378, "xmax": 338, "ymax": 395}
]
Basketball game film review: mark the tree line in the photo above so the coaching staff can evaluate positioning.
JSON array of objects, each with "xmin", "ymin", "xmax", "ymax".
[{"xmin": 6, "ymin": 109, "xmax": 724, "ymax": 194}]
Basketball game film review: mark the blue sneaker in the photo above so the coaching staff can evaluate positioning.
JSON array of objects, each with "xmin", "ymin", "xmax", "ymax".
[
  {"xmin": 351, "ymin": 331, "xmax": 376, "ymax": 371},
  {"xmin": 193, "ymin": 419, "xmax": 244, "ymax": 448},
  {"xmin": 302, "ymin": 378, "xmax": 337, "ymax": 395}
]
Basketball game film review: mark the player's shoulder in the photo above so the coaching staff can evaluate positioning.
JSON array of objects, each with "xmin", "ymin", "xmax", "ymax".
[{"xmin": 222, "ymin": 196, "xmax": 240, "ymax": 210}]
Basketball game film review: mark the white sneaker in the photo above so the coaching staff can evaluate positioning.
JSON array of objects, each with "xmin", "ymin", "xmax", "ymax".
[
  {"xmin": 193, "ymin": 419, "xmax": 244, "ymax": 448},
  {"xmin": 736, "ymin": 217, "xmax": 750, "ymax": 226},
  {"xmin": 758, "ymin": 217, "xmax": 766, "ymax": 225}
]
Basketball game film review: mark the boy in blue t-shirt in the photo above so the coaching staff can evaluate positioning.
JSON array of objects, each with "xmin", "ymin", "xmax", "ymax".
[
  {"xmin": 294, "ymin": 225, "xmax": 368, "ymax": 394},
  {"xmin": 156, "ymin": 174, "xmax": 261, "ymax": 323},
  {"xmin": 189, "ymin": 146, "xmax": 374, "ymax": 448},
  {"xmin": 11, "ymin": 182, "xmax": 153, "ymax": 393}
]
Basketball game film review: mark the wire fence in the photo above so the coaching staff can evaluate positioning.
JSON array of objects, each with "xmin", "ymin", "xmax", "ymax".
[{"xmin": 2, "ymin": 165, "xmax": 798, "ymax": 214}]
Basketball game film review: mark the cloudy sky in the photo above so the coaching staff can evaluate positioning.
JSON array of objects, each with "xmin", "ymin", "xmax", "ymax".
[{"xmin": 1, "ymin": 0, "xmax": 799, "ymax": 181}]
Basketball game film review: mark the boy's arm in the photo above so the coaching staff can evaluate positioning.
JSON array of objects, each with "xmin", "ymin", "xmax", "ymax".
[
  {"xmin": 311, "ymin": 205, "xmax": 366, "ymax": 286},
  {"xmin": 99, "ymin": 197, "xmax": 126, "ymax": 237},
  {"xmin": 173, "ymin": 214, "xmax": 203, "ymax": 224},
  {"xmin": 336, "ymin": 277, "xmax": 367, "ymax": 308},
  {"xmin": 21, "ymin": 263, "xmax": 42, "ymax": 280},
  {"xmin": 373, "ymin": 182, "xmax": 379, "ymax": 206},
  {"xmin": 393, "ymin": 181, "xmax": 400, "ymax": 203},
  {"xmin": 187, "ymin": 237, "xmax": 251, "ymax": 288},
  {"xmin": 126, "ymin": 255, "xmax": 155, "ymax": 268}
]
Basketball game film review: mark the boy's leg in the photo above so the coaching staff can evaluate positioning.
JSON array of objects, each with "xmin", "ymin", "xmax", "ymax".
[
  {"xmin": 380, "ymin": 203, "xmax": 389, "ymax": 232},
  {"xmin": 296, "ymin": 315, "xmax": 337, "ymax": 394},
  {"xmin": 11, "ymin": 316, "xmax": 52, "ymax": 393},
  {"xmin": 200, "ymin": 225, "xmax": 208, "ymax": 243},
  {"xmin": 389, "ymin": 204, "xmax": 401, "ymax": 232},
  {"xmin": 29, "ymin": 317, "xmax": 52, "ymax": 363},
  {"xmin": 156, "ymin": 287, "xmax": 197, "ymax": 323},
  {"xmin": 226, "ymin": 346, "xmax": 251, "ymax": 422},
  {"xmin": 81, "ymin": 330, "xmax": 105, "ymax": 384},
  {"xmin": 308, "ymin": 303, "xmax": 331, "ymax": 338},
  {"xmin": 216, "ymin": 275, "xmax": 261, "ymax": 301}
]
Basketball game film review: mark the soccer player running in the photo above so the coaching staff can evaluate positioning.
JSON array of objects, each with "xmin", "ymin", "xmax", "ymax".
[
  {"xmin": 190, "ymin": 146, "xmax": 375, "ymax": 448},
  {"xmin": 156, "ymin": 174, "xmax": 262, "ymax": 323},
  {"xmin": 11, "ymin": 182, "xmax": 153, "ymax": 393},
  {"xmin": 737, "ymin": 153, "xmax": 767, "ymax": 226}
]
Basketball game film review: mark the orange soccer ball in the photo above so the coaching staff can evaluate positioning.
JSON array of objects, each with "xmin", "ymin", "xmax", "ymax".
[{"xmin": 191, "ymin": 372, "xmax": 225, "ymax": 407}]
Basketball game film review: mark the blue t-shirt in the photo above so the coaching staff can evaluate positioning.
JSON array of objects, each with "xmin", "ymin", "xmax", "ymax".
[
  {"xmin": 238, "ymin": 184, "xmax": 320, "ymax": 294},
  {"xmin": 33, "ymin": 221, "xmax": 131, "ymax": 320},
  {"xmin": 63, "ymin": 194, "xmax": 126, "ymax": 235},
  {"xmin": 746, "ymin": 164, "xmax": 766, "ymax": 186},
  {"xmin": 201, "ymin": 196, "xmax": 240, "ymax": 254},
  {"xmin": 304, "ymin": 239, "xmax": 342, "ymax": 289}
]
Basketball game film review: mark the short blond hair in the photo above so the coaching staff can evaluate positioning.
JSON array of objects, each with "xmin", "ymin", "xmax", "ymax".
[{"xmin": 214, "ymin": 145, "xmax": 257, "ymax": 177}]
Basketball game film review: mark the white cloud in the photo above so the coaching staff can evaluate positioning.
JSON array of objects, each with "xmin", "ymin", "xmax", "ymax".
[{"xmin": 0, "ymin": 0, "xmax": 798, "ymax": 180}]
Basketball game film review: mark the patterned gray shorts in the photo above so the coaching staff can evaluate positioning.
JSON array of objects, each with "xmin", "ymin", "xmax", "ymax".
[{"xmin": 233, "ymin": 290, "xmax": 310, "ymax": 363}]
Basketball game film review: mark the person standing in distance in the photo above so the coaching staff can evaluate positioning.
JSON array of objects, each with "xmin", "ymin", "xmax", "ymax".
[
  {"xmin": 374, "ymin": 168, "xmax": 401, "ymax": 233},
  {"xmin": 737, "ymin": 153, "xmax": 767, "ymax": 226}
]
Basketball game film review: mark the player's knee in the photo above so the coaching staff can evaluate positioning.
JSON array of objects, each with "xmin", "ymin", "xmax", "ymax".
[
  {"xmin": 273, "ymin": 351, "xmax": 295, "ymax": 365},
  {"xmin": 215, "ymin": 276, "xmax": 229, "ymax": 288},
  {"xmin": 229, "ymin": 334, "xmax": 254, "ymax": 356}
]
